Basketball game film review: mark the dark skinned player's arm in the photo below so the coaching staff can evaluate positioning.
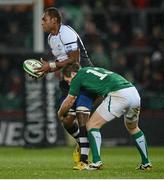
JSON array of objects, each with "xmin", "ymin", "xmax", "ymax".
[
  {"xmin": 56, "ymin": 50, "xmax": 80, "ymax": 69},
  {"xmin": 35, "ymin": 49, "xmax": 80, "ymax": 74}
]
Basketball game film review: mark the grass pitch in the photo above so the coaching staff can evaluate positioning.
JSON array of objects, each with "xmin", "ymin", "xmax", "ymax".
[{"xmin": 0, "ymin": 146, "xmax": 163, "ymax": 179}]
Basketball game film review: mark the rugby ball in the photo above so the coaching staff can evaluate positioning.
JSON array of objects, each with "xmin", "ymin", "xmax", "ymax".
[{"xmin": 23, "ymin": 59, "xmax": 44, "ymax": 78}]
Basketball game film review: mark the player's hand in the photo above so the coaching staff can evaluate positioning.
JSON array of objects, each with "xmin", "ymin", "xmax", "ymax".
[{"xmin": 35, "ymin": 58, "xmax": 51, "ymax": 74}]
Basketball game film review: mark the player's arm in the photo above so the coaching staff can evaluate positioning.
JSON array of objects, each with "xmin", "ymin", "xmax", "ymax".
[
  {"xmin": 55, "ymin": 50, "xmax": 80, "ymax": 68},
  {"xmin": 35, "ymin": 49, "xmax": 80, "ymax": 74},
  {"xmin": 58, "ymin": 94, "xmax": 77, "ymax": 121}
]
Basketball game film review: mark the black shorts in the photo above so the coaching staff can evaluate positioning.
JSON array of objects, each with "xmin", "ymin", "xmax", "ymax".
[{"xmin": 59, "ymin": 80, "xmax": 69, "ymax": 97}]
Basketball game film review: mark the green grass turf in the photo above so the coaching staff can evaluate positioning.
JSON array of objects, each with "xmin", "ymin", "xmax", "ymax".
[{"xmin": 0, "ymin": 146, "xmax": 163, "ymax": 179}]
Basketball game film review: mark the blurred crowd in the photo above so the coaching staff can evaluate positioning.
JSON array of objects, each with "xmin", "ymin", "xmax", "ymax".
[
  {"xmin": 0, "ymin": 0, "xmax": 164, "ymax": 110},
  {"xmin": 0, "ymin": 56, "xmax": 23, "ymax": 111}
]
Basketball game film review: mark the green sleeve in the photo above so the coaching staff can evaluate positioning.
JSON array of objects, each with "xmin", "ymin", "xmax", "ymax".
[{"xmin": 68, "ymin": 72, "xmax": 82, "ymax": 96}]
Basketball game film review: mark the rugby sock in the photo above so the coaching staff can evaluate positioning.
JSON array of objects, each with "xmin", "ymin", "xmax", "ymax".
[
  {"xmin": 88, "ymin": 128, "xmax": 102, "ymax": 163},
  {"xmin": 132, "ymin": 130, "xmax": 150, "ymax": 165},
  {"xmin": 63, "ymin": 121, "xmax": 80, "ymax": 143},
  {"xmin": 79, "ymin": 126, "xmax": 90, "ymax": 163}
]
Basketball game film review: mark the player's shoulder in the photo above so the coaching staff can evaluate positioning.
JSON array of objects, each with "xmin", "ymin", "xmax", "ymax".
[
  {"xmin": 60, "ymin": 24, "xmax": 76, "ymax": 34},
  {"xmin": 59, "ymin": 24, "xmax": 78, "ymax": 40}
]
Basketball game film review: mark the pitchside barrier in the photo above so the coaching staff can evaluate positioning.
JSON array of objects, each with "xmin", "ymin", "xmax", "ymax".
[
  {"xmin": 0, "ymin": 52, "xmax": 65, "ymax": 147},
  {"xmin": 0, "ymin": 53, "xmax": 163, "ymax": 146}
]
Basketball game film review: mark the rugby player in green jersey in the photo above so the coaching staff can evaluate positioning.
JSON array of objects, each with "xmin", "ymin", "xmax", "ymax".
[{"xmin": 58, "ymin": 64, "xmax": 152, "ymax": 171}]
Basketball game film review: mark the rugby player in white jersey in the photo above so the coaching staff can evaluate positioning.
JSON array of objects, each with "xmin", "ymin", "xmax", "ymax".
[{"xmin": 36, "ymin": 7, "xmax": 94, "ymax": 170}]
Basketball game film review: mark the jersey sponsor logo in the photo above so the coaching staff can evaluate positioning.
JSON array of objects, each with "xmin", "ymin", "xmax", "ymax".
[
  {"xmin": 57, "ymin": 44, "xmax": 62, "ymax": 50},
  {"xmin": 66, "ymin": 45, "xmax": 73, "ymax": 51}
]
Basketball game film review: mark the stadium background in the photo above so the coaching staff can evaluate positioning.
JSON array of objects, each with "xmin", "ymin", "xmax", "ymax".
[{"xmin": 0, "ymin": 0, "xmax": 163, "ymax": 147}]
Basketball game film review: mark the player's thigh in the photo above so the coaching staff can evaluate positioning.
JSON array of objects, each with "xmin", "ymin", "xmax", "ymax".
[
  {"xmin": 123, "ymin": 88, "xmax": 140, "ymax": 130},
  {"xmin": 86, "ymin": 111, "xmax": 108, "ymax": 129},
  {"xmin": 96, "ymin": 94, "xmax": 129, "ymax": 122},
  {"xmin": 76, "ymin": 92, "xmax": 94, "ymax": 126},
  {"xmin": 87, "ymin": 96, "xmax": 118, "ymax": 129}
]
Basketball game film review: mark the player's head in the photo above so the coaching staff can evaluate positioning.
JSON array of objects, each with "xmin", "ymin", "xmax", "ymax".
[
  {"xmin": 42, "ymin": 7, "xmax": 62, "ymax": 33},
  {"xmin": 62, "ymin": 63, "xmax": 80, "ymax": 85}
]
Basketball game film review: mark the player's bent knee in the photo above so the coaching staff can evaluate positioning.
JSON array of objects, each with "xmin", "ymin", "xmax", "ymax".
[
  {"xmin": 76, "ymin": 112, "xmax": 90, "ymax": 126},
  {"xmin": 86, "ymin": 116, "xmax": 105, "ymax": 130},
  {"xmin": 86, "ymin": 120, "xmax": 94, "ymax": 130},
  {"xmin": 86, "ymin": 120, "xmax": 101, "ymax": 130}
]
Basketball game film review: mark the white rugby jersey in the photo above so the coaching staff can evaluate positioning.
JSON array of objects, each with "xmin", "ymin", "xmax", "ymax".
[{"xmin": 48, "ymin": 24, "xmax": 92, "ymax": 67}]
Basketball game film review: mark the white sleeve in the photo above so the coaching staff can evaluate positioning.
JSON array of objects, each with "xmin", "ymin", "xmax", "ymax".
[{"xmin": 60, "ymin": 26, "xmax": 78, "ymax": 53}]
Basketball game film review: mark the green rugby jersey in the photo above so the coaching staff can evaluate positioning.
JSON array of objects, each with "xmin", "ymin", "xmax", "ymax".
[{"xmin": 69, "ymin": 67, "xmax": 133, "ymax": 96}]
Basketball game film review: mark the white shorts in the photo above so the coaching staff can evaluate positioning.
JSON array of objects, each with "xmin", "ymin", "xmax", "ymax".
[{"xmin": 96, "ymin": 87, "xmax": 141, "ymax": 122}]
